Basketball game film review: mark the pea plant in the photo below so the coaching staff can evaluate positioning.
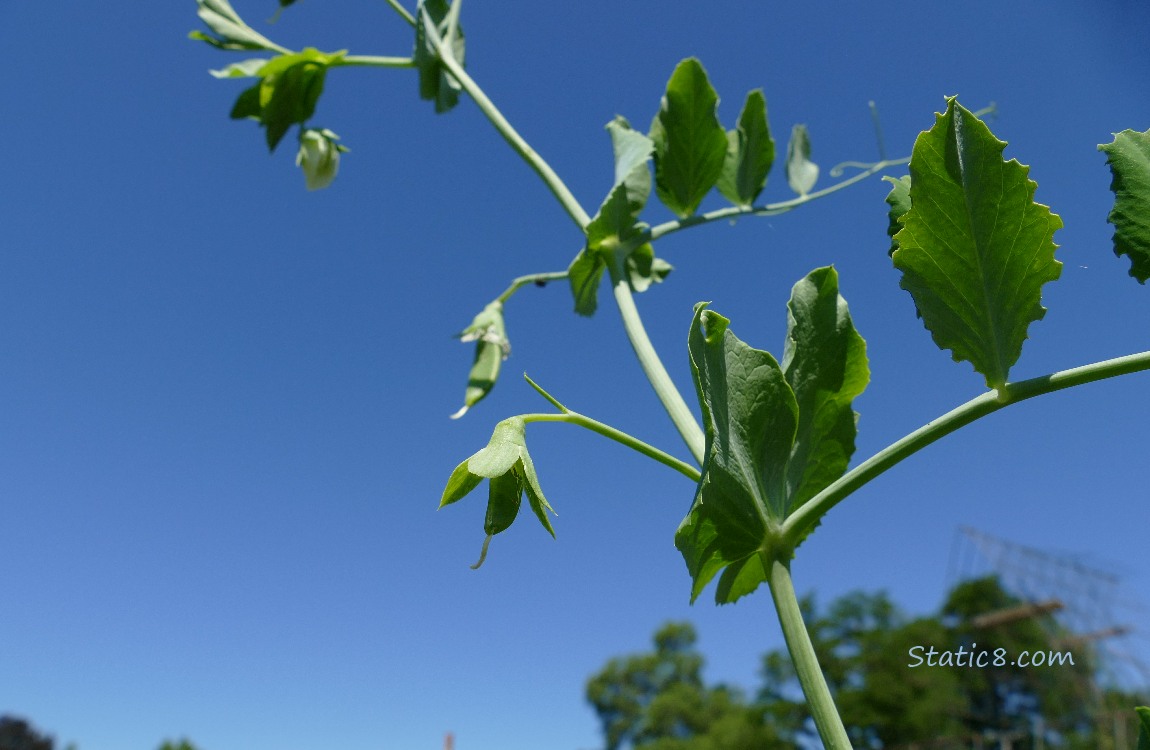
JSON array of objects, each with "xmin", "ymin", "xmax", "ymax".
[{"xmin": 190, "ymin": 1, "xmax": 1150, "ymax": 747}]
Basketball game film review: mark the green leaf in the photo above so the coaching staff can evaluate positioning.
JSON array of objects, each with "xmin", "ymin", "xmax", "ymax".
[
  {"xmin": 882, "ymin": 175, "xmax": 911, "ymax": 257},
  {"xmin": 413, "ymin": 0, "xmax": 466, "ymax": 114},
  {"xmin": 1136, "ymin": 706, "xmax": 1150, "ymax": 750},
  {"xmin": 625, "ymin": 244, "xmax": 673, "ymax": 294},
  {"xmin": 451, "ymin": 301, "xmax": 510, "ymax": 419},
  {"xmin": 784, "ymin": 124, "xmax": 818, "ymax": 196},
  {"xmin": 716, "ymin": 89, "xmax": 775, "ymax": 207},
  {"xmin": 209, "ymin": 58, "xmax": 271, "ymax": 79},
  {"xmin": 249, "ymin": 48, "xmax": 344, "ymax": 151},
  {"xmin": 230, "ymin": 83, "xmax": 262, "ymax": 120},
  {"xmin": 676, "ymin": 267, "xmax": 867, "ymax": 604},
  {"xmin": 781, "ymin": 267, "xmax": 869, "ymax": 513},
  {"xmin": 1099, "ymin": 128, "xmax": 1150, "ymax": 282},
  {"xmin": 649, "ymin": 58, "xmax": 728, "ymax": 217},
  {"xmin": 567, "ymin": 248, "xmax": 606, "ymax": 317},
  {"xmin": 193, "ymin": 0, "xmax": 284, "ymax": 52},
  {"xmin": 892, "ymin": 97, "xmax": 1062, "ymax": 391},
  {"xmin": 439, "ymin": 417, "xmax": 556, "ymax": 567},
  {"xmin": 586, "ymin": 117, "xmax": 653, "ymax": 252}
]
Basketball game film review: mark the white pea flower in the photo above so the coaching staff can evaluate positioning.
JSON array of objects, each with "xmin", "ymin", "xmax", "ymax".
[{"xmin": 295, "ymin": 128, "xmax": 347, "ymax": 190}]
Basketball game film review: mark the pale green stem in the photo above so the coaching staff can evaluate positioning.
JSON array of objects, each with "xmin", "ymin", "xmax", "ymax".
[
  {"xmin": 336, "ymin": 55, "xmax": 416, "ymax": 68},
  {"xmin": 609, "ymin": 258, "xmax": 706, "ymax": 464},
  {"xmin": 421, "ymin": 12, "xmax": 591, "ymax": 230},
  {"xmin": 421, "ymin": 11, "xmax": 703, "ymax": 459},
  {"xmin": 782, "ymin": 349, "xmax": 1150, "ymax": 546},
  {"xmin": 495, "ymin": 271, "xmax": 569, "ymax": 304},
  {"xmin": 647, "ymin": 157, "xmax": 910, "ymax": 243},
  {"xmin": 383, "ymin": 0, "xmax": 417, "ymax": 27},
  {"xmin": 768, "ymin": 558, "xmax": 854, "ymax": 750},
  {"xmin": 522, "ymin": 412, "xmax": 700, "ymax": 482}
]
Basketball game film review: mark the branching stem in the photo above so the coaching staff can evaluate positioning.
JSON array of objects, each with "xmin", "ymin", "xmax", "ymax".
[
  {"xmin": 495, "ymin": 271, "xmax": 569, "ymax": 304},
  {"xmin": 782, "ymin": 348, "xmax": 1150, "ymax": 546},
  {"xmin": 522, "ymin": 412, "xmax": 700, "ymax": 482}
]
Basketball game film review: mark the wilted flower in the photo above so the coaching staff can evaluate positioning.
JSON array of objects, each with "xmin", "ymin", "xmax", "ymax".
[{"xmin": 295, "ymin": 128, "xmax": 346, "ymax": 190}]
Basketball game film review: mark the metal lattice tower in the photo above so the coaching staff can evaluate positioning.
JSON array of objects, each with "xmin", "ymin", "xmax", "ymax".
[{"xmin": 945, "ymin": 525, "xmax": 1150, "ymax": 694}]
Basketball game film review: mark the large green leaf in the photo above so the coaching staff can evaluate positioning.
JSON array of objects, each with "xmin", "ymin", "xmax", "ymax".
[
  {"xmin": 649, "ymin": 58, "xmax": 728, "ymax": 218},
  {"xmin": 892, "ymin": 97, "xmax": 1062, "ymax": 391},
  {"xmin": 441, "ymin": 417, "xmax": 556, "ymax": 567},
  {"xmin": 1099, "ymin": 128, "xmax": 1150, "ymax": 282},
  {"xmin": 676, "ymin": 266, "xmax": 867, "ymax": 604},
  {"xmin": 882, "ymin": 175, "xmax": 911, "ymax": 257},
  {"xmin": 414, "ymin": 0, "xmax": 465, "ymax": 114},
  {"xmin": 716, "ymin": 89, "xmax": 775, "ymax": 207}
]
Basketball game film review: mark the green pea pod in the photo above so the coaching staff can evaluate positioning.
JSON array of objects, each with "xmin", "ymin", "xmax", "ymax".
[{"xmin": 451, "ymin": 301, "xmax": 510, "ymax": 419}]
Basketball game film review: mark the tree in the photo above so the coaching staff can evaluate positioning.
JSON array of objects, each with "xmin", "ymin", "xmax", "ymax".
[
  {"xmin": 589, "ymin": 577, "xmax": 1140, "ymax": 749},
  {"xmin": 0, "ymin": 717, "xmax": 54, "ymax": 750},
  {"xmin": 586, "ymin": 623, "xmax": 798, "ymax": 750}
]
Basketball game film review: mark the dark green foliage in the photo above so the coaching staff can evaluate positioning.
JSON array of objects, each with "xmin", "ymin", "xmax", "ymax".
[
  {"xmin": 0, "ymin": 717, "xmax": 54, "ymax": 750},
  {"xmin": 588, "ymin": 578, "xmax": 1143, "ymax": 749}
]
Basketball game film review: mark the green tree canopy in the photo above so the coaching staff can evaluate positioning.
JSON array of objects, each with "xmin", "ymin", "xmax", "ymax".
[{"xmin": 587, "ymin": 577, "xmax": 1143, "ymax": 749}]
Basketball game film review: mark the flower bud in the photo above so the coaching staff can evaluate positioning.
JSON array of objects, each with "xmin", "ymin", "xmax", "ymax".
[{"xmin": 295, "ymin": 128, "xmax": 344, "ymax": 190}]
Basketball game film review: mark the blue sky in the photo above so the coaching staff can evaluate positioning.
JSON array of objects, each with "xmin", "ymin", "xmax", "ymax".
[{"xmin": 3, "ymin": 2, "xmax": 1149, "ymax": 749}]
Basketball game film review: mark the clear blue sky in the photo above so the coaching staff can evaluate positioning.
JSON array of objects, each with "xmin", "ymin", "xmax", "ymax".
[{"xmin": 3, "ymin": 2, "xmax": 1149, "ymax": 749}]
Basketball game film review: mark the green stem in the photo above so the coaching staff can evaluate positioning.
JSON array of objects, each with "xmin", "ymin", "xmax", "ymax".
[
  {"xmin": 495, "ymin": 271, "xmax": 569, "ymax": 304},
  {"xmin": 522, "ymin": 412, "xmax": 700, "ymax": 482},
  {"xmin": 420, "ymin": 11, "xmax": 591, "ymax": 230},
  {"xmin": 767, "ymin": 557, "xmax": 854, "ymax": 750},
  {"xmin": 782, "ymin": 349, "xmax": 1150, "ymax": 546},
  {"xmin": 336, "ymin": 55, "xmax": 416, "ymax": 68},
  {"xmin": 383, "ymin": 0, "xmax": 417, "ymax": 27},
  {"xmin": 647, "ymin": 157, "xmax": 910, "ymax": 243},
  {"xmin": 608, "ymin": 258, "xmax": 706, "ymax": 464}
]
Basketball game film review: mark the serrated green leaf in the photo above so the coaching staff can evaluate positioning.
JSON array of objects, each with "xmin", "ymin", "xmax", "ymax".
[
  {"xmin": 892, "ymin": 97, "xmax": 1062, "ymax": 391},
  {"xmin": 1136, "ymin": 706, "xmax": 1150, "ymax": 750},
  {"xmin": 452, "ymin": 301, "xmax": 509, "ymax": 418},
  {"xmin": 1099, "ymin": 128, "xmax": 1150, "ymax": 282},
  {"xmin": 676, "ymin": 267, "xmax": 867, "ymax": 605},
  {"xmin": 414, "ymin": 0, "xmax": 465, "ymax": 114},
  {"xmin": 882, "ymin": 175, "xmax": 911, "ymax": 257},
  {"xmin": 568, "ymin": 248, "xmax": 606, "ymax": 316},
  {"xmin": 717, "ymin": 89, "xmax": 775, "ymax": 207},
  {"xmin": 785, "ymin": 124, "xmax": 818, "ymax": 196},
  {"xmin": 649, "ymin": 58, "xmax": 728, "ymax": 218},
  {"xmin": 439, "ymin": 417, "xmax": 556, "ymax": 561}
]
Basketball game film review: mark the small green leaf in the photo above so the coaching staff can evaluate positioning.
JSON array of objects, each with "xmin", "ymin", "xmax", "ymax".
[
  {"xmin": 193, "ymin": 0, "xmax": 284, "ymax": 52},
  {"xmin": 1136, "ymin": 706, "xmax": 1150, "ymax": 750},
  {"xmin": 568, "ymin": 248, "xmax": 606, "ymax": 317},
  {"xmin": 882, "ymin": 175, "xmax": 911, "ymax": 257},
  {"xmin": 717, "ymin": 89, "xmax": 775, "ymax": 207},
  {"xmin": 439, "ymin": 417, "xmax": 556, "ymax": 567},
  {"xmin": 676, "ymin": 267, "xmax": 867, "ymax": 605},
  {"xmin": 586, "ymin": 117, "xmax": 653, "ymax": 252},
  {"xmin": 451, "ymin": 301, "xmax": 510, "ymax": 418},
  {"xmin": 230, "ymin": 84, "xmax": 262, "ymax": 120},
  {"xmin": 414, "ymin": 0, "xmax": 466, "ymax": 114},
  {"xmin": 649, "ymin": 58, "xmax": 728, "ymax": 218},
  {"xmin": 892, "ymin": 97, "xmax": 1062, "ymax": 391},
  {"xmin": 625, "ymin": 244, "xmax": 673, "ymax": 293},
  {"xmin": 785, "ymin": 124, "xmax": 818, "ymax": 196},
  {"xmin": 1099, "ymin": 128, "xmax": 1150, "ymax": 282},
  {"xmin": 209, "ymin": 58, "xmax": 271, "ymax": 79},
  {"xmin": 256, "ymin": 49, "xmax": 344, "ymax": 151}
]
